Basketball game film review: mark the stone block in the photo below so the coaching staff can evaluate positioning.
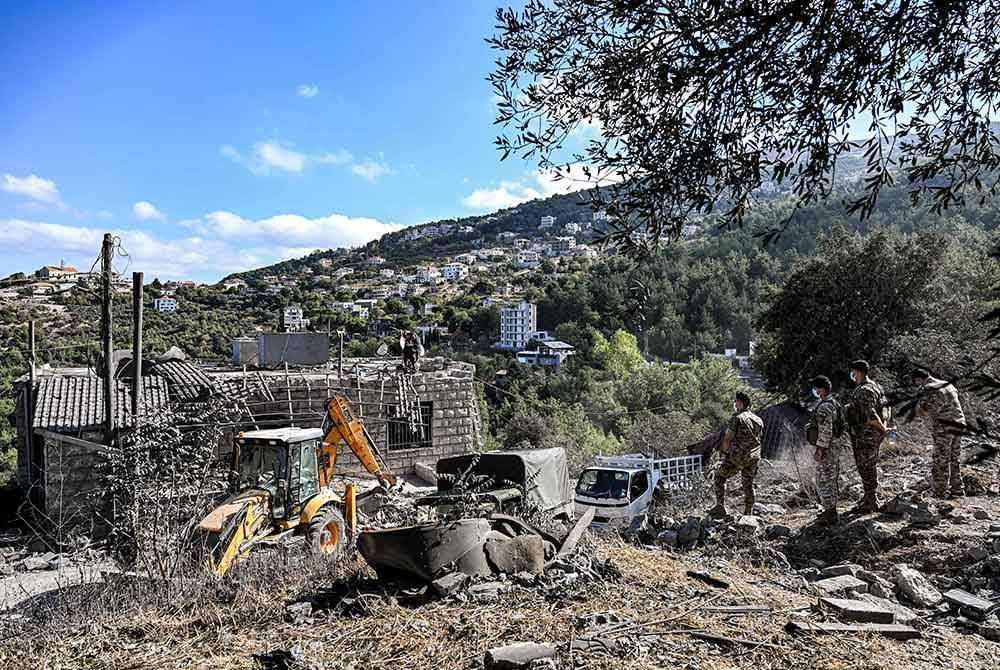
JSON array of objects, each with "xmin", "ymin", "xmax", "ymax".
[
  {"xmin": 484, "ymin": 643, "xmax": 557, "ymax": 670},
  {"xmin": 820, "ymin": 597, "xmax": 895, "ymax": 623},
  {"xmin": 813, "ymin": 575, "xmax": 868, "ymax": 597}
]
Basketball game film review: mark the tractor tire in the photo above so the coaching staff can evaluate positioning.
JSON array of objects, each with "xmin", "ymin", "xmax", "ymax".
[{"xmin": 307, "ymin": 505, "xmax": 348, "ymax": 559}]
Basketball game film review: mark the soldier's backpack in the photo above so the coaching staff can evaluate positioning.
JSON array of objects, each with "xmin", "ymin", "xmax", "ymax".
[{"xmin": 806, "ymin": 398, "xmax": 846, "ymax": 446}]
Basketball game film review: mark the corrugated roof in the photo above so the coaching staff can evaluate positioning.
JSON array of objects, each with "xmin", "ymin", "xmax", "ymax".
[{"xmin": 32, "ymin": 376, "xmax": 170, "ymax": 432}]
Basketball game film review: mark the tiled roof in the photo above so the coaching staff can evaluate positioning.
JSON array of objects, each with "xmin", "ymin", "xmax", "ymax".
[
  {"xmin": 150, "ymin": 358, "xmax": 217, "ymax": 402},
  {"xmin": 32, "ymin": 376, "xmax": 170, "ymax": 432}
]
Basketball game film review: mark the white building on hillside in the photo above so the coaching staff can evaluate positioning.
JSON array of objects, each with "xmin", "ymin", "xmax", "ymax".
[
  {"xmin": 513, "ymin": 238, "xmax": 531, "ymax": 249},
  {"xmin": 564, "ymin": 222, "xmax": 580, "ymax": 234},
  {"xmin": 516, "ymin": 250, "xmax": 540, "ymax": 269},
  {"xmin": 416, "ymin": 266, "xmax": 441, "ymax": 284},
  {"xmin": 498, "ymin": 301, "xmax": 537, "ymax": 351},
  {"xmin": 442, "ymin": 263, "xmax": 469, "ymax": 281},
  {"xmin": 282, "ymin": 305, "xmax": 310, "ymax": 332},
  {"xmin": 153, "ymin": 297, "xmax": 178, "ymax": 312},
  {"xmin": 367, "ymin": 256, "xmax": 386, "ymax": 267},
  {"xmin": 539, "ymin": 215, "xmax": 556, "ymax": 229},
  {"xmin": 547, "ymin": 236, "xmax": 577, "ymax": 257},
  {"xmin": 498, "ymin": 231, "xmax": 517, "ymax": 242}
]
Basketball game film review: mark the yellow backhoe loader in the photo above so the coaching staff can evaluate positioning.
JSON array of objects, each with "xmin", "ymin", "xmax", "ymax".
[{"xmin": 195, "ymin": 394, "xmax": 396, "ymax": 576}]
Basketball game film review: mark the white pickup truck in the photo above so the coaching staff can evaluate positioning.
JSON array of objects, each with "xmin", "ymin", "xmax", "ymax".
[{"xmin": 573, "ymin": 453, "xmax": 703, "ymax": 528}]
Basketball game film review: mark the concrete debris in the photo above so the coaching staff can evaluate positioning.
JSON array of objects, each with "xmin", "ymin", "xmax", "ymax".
[
  {"xmin": 819, "ymin": 597, "xmax": 895, "ymax": 624},
  {"xmin": 980, "ymin": 615, "xmax": 1000, "ymax": 642},
  {"xmin": 686, "ymin": 569, "xmax": 729, "ymax": 589},
  {"xmin": 942, "ymin": 589, "xmax": 997, "ymax": 621},
  {"xmin": 894, "ymin": 564, "xmax": 943, "ymax": 608},
  {"xmin": 484, "ymin": 642, "xmax": 557, "ymax": 670},
  {"xmin": 468, "ymin": 581, "xmax": 506, "ymax": 602},
  {"xmin": 734, "ymin": 515, "xmax": 762, "ymax": 534},
  {"xmin": 574, "ymin": 611, "xmax": 628, "ymax": 629},
  {"xmin": 786, "ymin": 620, "xmax": 921, "ymax": 641},
  {"xmin": 858, "ymin": 594, "xmax": 919, "ymax": 625},
  {"xmin": 431, "ymin": 571, "xmax": 469, "ymax": 597},
  {"xmin": 752, "ymin": 502, "xmax": 786, "ymax": 516},
  {"xmin": 820, "ymin": 564, "xmax": 862, "ymax": 578},
  {"xmin": 973, "ymin": 508, "xmax": 990, "ymax": 521},
  {"xmin": 812, "ymin": 575, "xmax": 868, "ymax": 598},
  {"xmin": 484, "ymin": 534, "xmax": 544, "ymax": 576},
  {"xmin": 765, "ymin": 524, "xmax": 792, "ymax": 540},
  {"xmin": 655, "ymin": 530, "xmax": 679, "ymax": 548},
  {"xmin": 284, "ymin": 601, "xmax": 314, "ymax": 625}
]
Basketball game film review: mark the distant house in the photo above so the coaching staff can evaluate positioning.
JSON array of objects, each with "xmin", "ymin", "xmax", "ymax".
[
  {"xmin": 380, "ymin": 268, "xmax": 396, "ymax": 278},
  {"xmin": 318, "ymin": 258, "xmax": 334, "ymax": 268},
  {"xmin": 516, "ymin": 250, "xmax": 541, "ymax": 269},
  {"xmin": 497, "ymin": 231, "xmax": 517, "ymax": 242},
  {"xmin": 153, "ymin": 297, "xmax": 178, "ymax": 312},
  {"xmin": 547, "ymin": 236, "xmax": 577, "ymax": 257},
  {"xmin": 333, "ymin": 268, "xmax": 354, "ymax": 280},
  {"xmin": 30, "ymin": 282, "xmax": 57, "ymax": 296},
  {"xmin": 453, "ymin": 253, "xmax": 477, "ymax": 265},
  {"xmin": 367, "ymin": 256, "xmax": 386, "ymax": 267},
  {"xmin": 539, "ymin": 215, "xmax": 556, "ymax": 230},
  {"xmin": 458, "ymin": 225, "xmax": 476, "ymax": 234},
  {"xmin": 563, "ymin": 222, "xmax": 580, "ymax": 235},
  {"xmin": 442, "ymin": 263, "xmax": 469, "ymax": 281},
  {"xmin": 222, "ymin": 278, "xmax": 247, "ymax": 292},
  {"xmin": 36, "ymin": 264, "xmax": 78, "ymax": 280},
  {"xmin": 513, "ymin": 238, "xmax": 531, "ymax": 249},
  {"xmin": 370, "ymin": 286, "xmax": 392, "ymax": 300},
  {"xmin": 282, "ymin": 305, "xmax": 310, "ymax": 332},
  {"xmin": 516, "ymin": 340, "xmax": 576, "ymax": 369},
  {"xmin": 416, "ymin": 266, "xmax": 441, "ymax": 284}
]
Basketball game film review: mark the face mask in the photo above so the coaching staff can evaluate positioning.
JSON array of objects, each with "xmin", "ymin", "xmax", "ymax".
[
  {"xmin": 732, "ymin": 402, "xmax": 739, "ymax": 413},
  {"xmin": 811, "ymin": 388, "xmax": 820, "ymax": 399},
  {"xmin": 851, "ymin": 372, "xmax": 858, "ymax": 384}
]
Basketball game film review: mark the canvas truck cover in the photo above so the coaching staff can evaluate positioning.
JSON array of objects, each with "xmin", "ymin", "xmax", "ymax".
[{"xmin": 436, "ymin": 448, "xmax": 572, "ymax": 514}]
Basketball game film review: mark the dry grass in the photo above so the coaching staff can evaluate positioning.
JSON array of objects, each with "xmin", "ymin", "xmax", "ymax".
[{"xmin": 3, "ymin": 533, "xmax": 999, "ymax": 670}]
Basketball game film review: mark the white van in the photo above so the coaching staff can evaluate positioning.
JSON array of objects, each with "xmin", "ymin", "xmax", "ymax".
[{"xmin": 574, "ymin": 453, "xmax": 703, "ymax": 528}]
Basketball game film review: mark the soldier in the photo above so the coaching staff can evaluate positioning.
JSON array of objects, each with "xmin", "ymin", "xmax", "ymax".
[
  {"xmin": 808, "ymin": 375, "xmax": 846, "ymax": 525},
  {"xmin": 912, "ymin": 369, "xmax": 966, "ymax": 498},
  {"xmin": 845, "ymin": 360, "xmax": 888, "ymax": 514},
  {"xmin": 708, "ymin": 391, "xmax": 764, "ymax": 518}
]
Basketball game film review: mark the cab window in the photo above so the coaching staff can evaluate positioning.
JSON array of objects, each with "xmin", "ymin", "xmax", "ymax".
[
  {"xmin": 296, "ymin": 440, "xmax": 320, "ymax": 500},
  {"xmin": 575, "ymin": 469, "xmax": 629, "ymax": 500},
  {"xmin": 629, "ymin": 471, "xmax": 649, "ymax": 501}
]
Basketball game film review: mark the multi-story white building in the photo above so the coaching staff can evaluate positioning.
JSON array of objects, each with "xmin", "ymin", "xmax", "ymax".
[
  {"xmin": 333, "ymin": 268, "xmax": 354, "ymax": 280},
  {"xmin": 318, "ymin": 258, "xmax": 334, "ymax": 268},
  {"xmin": 367, "ymin": 256, "xmax": 386, "ymax": 267},
  {"xmin": 416, "ymin": 265, "xmax": 441, "ymax": 284},
  {"xmin": 442, "ymin": 263, "xmax": 469, "ymax": 281},
  {"xmin": 379, "ymin": 268, "xmax": 396, "ymax": 278},
  {"xmin": 370, "ymin": 286, "xmax": 392, "ymax": 300},
  {"xmin": 497, "ymin": 231, "xmax": 517, "ymax": 242},
  {"xmin": 282, "ymin": 305, "xmax": 310, "ymax": 332},
  {"xmin": 539, "ymin": 215, "xmax": 556, "ymax": 229},
  {"xmin": 498, "ymin": 301, "xmax": 537, "ymax": 351},
  {"xmin": 458, "ymin": 225, "xmax": 476, "ymax": 234},
  {"xmin": 516, "ymin": 250, "xmax": 541, "ymax": 269},
  {"xmin": 221, "ymin": 278, "xmax": 247, "ymax": 292},
  {"xmin": 153, "ymin": 297, "xmax": 178, "ymax": 312},
  {"xmin": 453, "ymin": 253, "xmax": 477, "ymax": 265},
  {"xmin": 564, "ymin": 222, "xmax": 580, "ymax": 234},
  {"xmin": 513, "ymin": 238, "xmax": 531, "ymax": 249},
  {"xmin": 547, "ymin": 236, "xmax": 577, "ymax": 257}
]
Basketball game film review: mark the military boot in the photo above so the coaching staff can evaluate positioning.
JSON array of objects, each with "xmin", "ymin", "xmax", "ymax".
[
  {"xmin": 706, "ymin": 503, "xmax": 728, "ymax": 519},
  {"xmin": 816, "ymin": 509, "xmax": 839, "ymax": 526},
  {"xmin": 850, "ymin": 491, "xmax": 879, "ymax": 515}
]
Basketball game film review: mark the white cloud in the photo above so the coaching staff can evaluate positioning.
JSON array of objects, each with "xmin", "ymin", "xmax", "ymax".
[
  {"xmin": 222, "ymin": 141, "xmax": 359, "ymax": 176},
  {"xmin": 461, "ymin": 181, "xmax": 542, "ymax": 210},
  {"xmin": 462, "ymin": 166, "xmax": 622, "ymax": 211},
  {"xmin": 96, "ymin": 210, "xmax": 114, "ymax": 220},
  {"xmin": 133, "ymin": 200, "xmax": 166, "ymax": 222},
  {"xmin": 316, "ymin": 149, "xmax": 354, "ymax": 165},
  {"xmin": 0, "ymin": 208, "xmax": 401, "ymax": 282},
  {"xmin": 297, "ymin": 83, "xmax": 320, "ymax": 98},
  {"xmin": 2, "ymin": 173, "xmax": 62, "ymax": 205},
  {"xmin": 351, "ymin": 159, "xmax": 395, "ymax": 182}
]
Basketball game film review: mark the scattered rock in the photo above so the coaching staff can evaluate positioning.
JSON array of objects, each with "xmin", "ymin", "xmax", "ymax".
[
  {"xmin": 734, "ymin": 515, "xmax": 762, "ymax": 534},
  {"xmin": 812, "ymin": 575, "xmax": 869, "ymax": 598},
  {"xmin": 484, "ymin": 534, "xmax": 544, "ymax": 576},
  {"xmin": 655, "ymin": 530, "xmax": 678, "ymax": 549},
  {"xmin": 943, "ymin": 588, "xmax": 997, "ymax": 621},
  {"xmin": 677, "ymin": 517, "xmax": 702, "ymax": 547},
  {"xmin": 973, "ymin": 509, "xmax": 990, "ymax": 521},
  {"xmin": 858, "ymin": 594, "xmax": 920, "ymax": 625},
  {"xmin": 571, "ymin": 636, "xmax": 618, "ymax": 653},
  {"xmin": 821, "ymin": 564, "xmax": 861, "ymax": 578},
  {"xmin": 895, "ymin": 564, "xmax": 943, "ymax": 608},
  {"xmin": 967, "ymin": 547, "xmax": 989, "ymax": 563},
  {"xmin": 432, "ymin": 571, "xmax": 469, "ymax": 597},
  {"xmin": 284, "ymin": 601, "xmax": 313, "ymax": 625},
  {"xmin": 798, "ymin": 567, "xmax": 822, "ymax": 582},
  {"xmin": 254, "ymin": 645, "xmax": 305, "ymax": 670},
  {"xmin": 752, "ymin": 502, "xmax": 786, "ymax": 516},
  {"xmin": 575, "ymin": 611, "xmax": 628, "ymax": 629},
  {"xmin": 819, "ymin": 597, "xmax": 894, "ymax": 624},
  {"xmin": 484, "ymin": 642, "xmax": 557, "ymax": 670},
  {"xmin": 980, "ymin": 615, "xmax": 1000, "ymax": 642},
  {"xmin": 19, "ymin": 554, "xmax": 53, "ymax": 572},
  {"xmin": 765, "ymin": 524, "xmax": 792, "ymax": 540},
  {"xmin": 865, "ymin": 520, "xmax": 895, "ymax": 543}
]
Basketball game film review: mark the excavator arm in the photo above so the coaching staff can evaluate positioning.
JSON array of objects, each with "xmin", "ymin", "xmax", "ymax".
[{"xmin": 319, "ymin": 394, "xmax": 397, "ymax": 489}]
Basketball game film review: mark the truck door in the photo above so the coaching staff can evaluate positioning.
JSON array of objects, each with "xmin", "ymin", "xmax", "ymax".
[{"xmin": 628, "ymin": 470, "xmax": 651, "ymax": 517}]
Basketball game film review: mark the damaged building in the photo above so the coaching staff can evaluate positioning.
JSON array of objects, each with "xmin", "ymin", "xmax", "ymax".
[{"xmin": 11, "ymin": 354, "xmax": 482, "ymax": 521}]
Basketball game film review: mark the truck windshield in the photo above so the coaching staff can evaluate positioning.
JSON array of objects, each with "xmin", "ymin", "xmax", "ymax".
[
  {"xmin": 238, "ymin": 445, "xmax": 286, "ymax": 495},
  {"xmin": 575, "ymin": 469, "xmax": 629, "ymax": 500}
]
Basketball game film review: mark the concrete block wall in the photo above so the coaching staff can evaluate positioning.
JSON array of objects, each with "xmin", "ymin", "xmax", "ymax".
[{"xmin": 42, "ymin": 431, "xmax": 109, "ymax": 532}]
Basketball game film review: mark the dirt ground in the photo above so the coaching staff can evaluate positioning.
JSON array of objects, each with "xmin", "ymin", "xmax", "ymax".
[{"xmin": 1, "ymin": 448, "xmax": 998, "ymax": 670}]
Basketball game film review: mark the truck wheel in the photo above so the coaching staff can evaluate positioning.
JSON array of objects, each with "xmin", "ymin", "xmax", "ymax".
[{"xmin": 307, "ymin": 506, "xmax": 347, "ymax": 558}]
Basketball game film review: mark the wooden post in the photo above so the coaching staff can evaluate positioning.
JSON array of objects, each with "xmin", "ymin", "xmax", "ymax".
[
  {"xmin": 131, "ymin": 272, "xmax": 143, "ymax": 426},
  {"xmin": 101, "ymin": 233, "xmax": 115, "ymax": 444},
  {"xmin": 338, "ymin": 330, "xmax": 344, "ymax": 380},
  {"xmin": 25, "ymin": 321, "xmax": 38, "ymax": 506}
]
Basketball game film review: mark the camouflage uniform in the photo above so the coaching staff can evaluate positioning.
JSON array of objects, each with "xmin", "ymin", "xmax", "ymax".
[
  {"xmin": 813, "ymin": 397, "xmax": 844, "ymax": 512},
  {"xmin": 916, "ymin": 377, "xmax": 966, "ymax": 496},
  {"xmin": 714, "ymin": 409, "xmax": 764, "ymax": 513},
  {"xmin": 847, "ymin": 378, "xmax": 886, "ymax": 497}
]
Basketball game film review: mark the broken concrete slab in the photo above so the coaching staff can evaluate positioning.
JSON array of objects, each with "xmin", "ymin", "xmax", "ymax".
[
  {"xmin": 894, "ymin": 564, "xmax": 942, "ymax": 608},
  {"xmin": 820, "ymin": 564, "xmax": 861, "ymax": 578},
  {"xmin": 858, "ymin": 594, "xmax": 919, "ymax": 625},
  {"xmin": 819, "ymin": 597, "xmax": 895, "ymax": 624},
  {"xmin": 686, "ymin": 569, "xmax": 729, "ymax": 589},
  {"xmin": 468, "ymin": 581, "xmax": 505, "ymax": 602},
  {"xmin": 786, "ymin": 621, "xmax": 921, "ymax": 640},
  {"xmin": 431, "ymin": 571, "xmax": 469, "ymax": 597},
  {"xmin": 943, "ymin": 588, "xmax": 997, "ymax": 621},
  {"xmin": 812, "ymin": 575, "xmax": 868, "ymax": 598},
  {"xmin": 734, "ymin": 515, "xmax": 762, "ymax": 534},
  {"xmin": 413, "ymin": 461, "xmax": 438, "ymax": 486},
  {"xmin": 484, "ymin": 642, "xmax": 557, "ymax": 670},
  {"xmin": 485, "ymin": 534, "xmax": 544, "ymax": 575}
]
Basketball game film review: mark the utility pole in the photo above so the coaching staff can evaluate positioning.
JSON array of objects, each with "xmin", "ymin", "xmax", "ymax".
[
  {"xmin": 26, "ymin": 321, "xmax": 37, "ymax": 506},
  {"xmin": 338, "ymin": 329, "xmax": 345, "ymax": 380},
  {"xmin": 131, "ymin": 272, "xmax": 143, "ymax": 426},
  {"xmin": 101, "ymin": 233, "xmax": 115, "ymax": 445}
]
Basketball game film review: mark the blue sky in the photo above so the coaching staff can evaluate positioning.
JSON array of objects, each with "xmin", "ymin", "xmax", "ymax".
[{"xmin": 0, "ymin": 1, "xmax": 578, "ymax": 282}]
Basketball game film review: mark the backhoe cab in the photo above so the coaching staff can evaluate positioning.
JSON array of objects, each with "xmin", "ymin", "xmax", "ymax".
[{"xmin": 195, "ymin": 394, "xmax": 395, "ymax": 577}]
